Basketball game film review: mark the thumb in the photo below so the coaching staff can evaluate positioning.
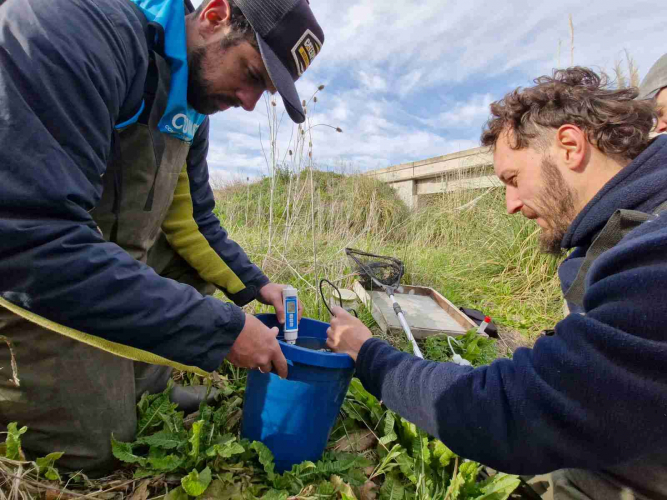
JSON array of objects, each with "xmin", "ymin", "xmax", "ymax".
[
  {"xmin": 271, "ymin": 326, "xmax": 280, "ymax": 338},
  {"xmin": 331, "ymin": 305, "xmax": 347, "ymax": 317}
]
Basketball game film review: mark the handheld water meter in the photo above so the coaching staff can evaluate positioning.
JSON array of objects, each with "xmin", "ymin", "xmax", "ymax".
[{"xmin": 282, "ymin": 286, "xmax": 299, "ymax": 344}]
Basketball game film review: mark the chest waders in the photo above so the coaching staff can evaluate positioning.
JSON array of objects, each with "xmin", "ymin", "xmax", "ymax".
[{"xmin": 0, "ymin": 24, "xmax": 212, "ymax": 476}]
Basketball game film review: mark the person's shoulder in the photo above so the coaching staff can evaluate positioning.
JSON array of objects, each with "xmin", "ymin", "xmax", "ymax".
[
  {"xmin": 2, "ymin": 0, "xmax": 145, "ymax": 47},
  {"xmin": 605, "ymin": 205, "xmax": 667, "ymax": 266}
]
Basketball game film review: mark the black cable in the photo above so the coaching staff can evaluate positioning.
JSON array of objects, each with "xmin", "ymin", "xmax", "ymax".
[{"xmin": 319, "ymin": 279, "xmax": 357, "ymax": 318}]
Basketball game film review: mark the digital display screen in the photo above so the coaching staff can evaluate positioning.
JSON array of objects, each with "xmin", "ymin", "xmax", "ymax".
[{"xmin": 287, "ymin": 301, "xmax": 296, "ymax": 314}]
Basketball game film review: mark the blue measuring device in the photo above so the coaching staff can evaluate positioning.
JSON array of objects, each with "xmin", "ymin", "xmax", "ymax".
[{"xmin": 282, "ymin": 286, "xmax": 298, "ymax": 344}]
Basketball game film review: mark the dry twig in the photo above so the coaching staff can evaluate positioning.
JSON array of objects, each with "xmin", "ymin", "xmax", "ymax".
[{"xmin": 0, "ymin": 336, "xmax": 19, "ymax": 387}]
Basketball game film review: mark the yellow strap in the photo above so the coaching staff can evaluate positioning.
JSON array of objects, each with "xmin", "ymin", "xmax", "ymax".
[
  {"xmin": 162, "ymin": 165, "xmax": 246, "ymax": 294},
  {"xmin": 0, "ymin": 296, "xmax": 209, "ymax": 377}
]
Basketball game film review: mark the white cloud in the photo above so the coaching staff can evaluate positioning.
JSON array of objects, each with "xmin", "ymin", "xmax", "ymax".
[
  {"xmin": 422, "ymin": 94, "xmax": 494, "ymax": 129},
  {"xmin": 189, "ymin": 0, "xmax": 667, "ymax": 180},
  {"xmin": 358, "ymin": 71, "xmax": 388, "ymax": 92}
]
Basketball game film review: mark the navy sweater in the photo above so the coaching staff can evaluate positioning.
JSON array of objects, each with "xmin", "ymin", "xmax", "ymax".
[{"xmin": 356, "ymin": 135, "xmax": 667, "ymax": 475}]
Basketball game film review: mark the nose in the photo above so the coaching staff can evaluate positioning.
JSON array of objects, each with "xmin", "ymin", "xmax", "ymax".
[
  {"xmin": 505, "ymin": 186, "xmax": 523, "ymax": 214},
  {"xmin": 236, "ymin": 87, "xmax": 264, "ymax": 112}
]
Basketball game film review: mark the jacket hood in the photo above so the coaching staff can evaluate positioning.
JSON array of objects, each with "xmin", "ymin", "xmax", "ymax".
[{"xmin": 562, "ymin": 135, "xmax": 667, "ymax": 249}]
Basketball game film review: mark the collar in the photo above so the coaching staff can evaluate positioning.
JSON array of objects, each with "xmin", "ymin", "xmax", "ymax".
[
  {"xmin": 562, "ymin": 135, "xmax": 667, "ymax": 249},
  {"xmin": 131, "ymin": 0, "xmax": 206, "ymax": 143}
]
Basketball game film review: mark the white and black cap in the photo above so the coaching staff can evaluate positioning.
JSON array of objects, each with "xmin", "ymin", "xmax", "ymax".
[{"xmin": 235, "ymin": 0, "xmax": 324, "ymax": 123}]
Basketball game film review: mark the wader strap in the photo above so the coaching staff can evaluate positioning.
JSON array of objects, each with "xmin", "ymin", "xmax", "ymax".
[
  {"xmin": 142, "ymin": 22, "xmax": 166, "ymax": 212},
  {"xmin": 564, "ymin": 200, "xmax": 667, "ymax": 308},
  {"xmin": 0, "ymin": 297, "xmax": 209, "ymax": 377}
]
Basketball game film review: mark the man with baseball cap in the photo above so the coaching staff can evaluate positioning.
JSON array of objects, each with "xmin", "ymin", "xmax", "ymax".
[
  {"xmin": 0, "ymin": 0, "xmax": 323, "ymax": 476},
  {"xmin": 639, "ymin": 53, "xmax": 667, "ymax": 134}
]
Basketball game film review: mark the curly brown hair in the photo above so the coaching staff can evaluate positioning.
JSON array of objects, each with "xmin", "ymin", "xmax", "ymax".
[{"xmin": 480, "ymin": 67, "xmax": 657, "ymax": 161}]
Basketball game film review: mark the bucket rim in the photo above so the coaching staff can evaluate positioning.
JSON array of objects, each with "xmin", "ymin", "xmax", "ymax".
[{"xmin": 255, "ymin": 314, "xmax": 355, "ymax": 369}]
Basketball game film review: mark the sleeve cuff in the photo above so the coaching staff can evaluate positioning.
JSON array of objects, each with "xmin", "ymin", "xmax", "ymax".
[
  {"xmin": 223, "ymin": 274, "xmax": 270, "ymax": 307},
  {"xmin": 199, "ymin": 301, "xmax": 246, "ymax": 371}
]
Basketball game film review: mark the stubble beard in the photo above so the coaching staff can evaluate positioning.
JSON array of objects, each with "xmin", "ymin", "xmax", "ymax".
[
  {"xmin": 187, "ymin": 34, "xmax": 245, "ymax": 115},
  {"xmin": 536, "ymin": 156, "xmax": 579, "ymax": 256}
]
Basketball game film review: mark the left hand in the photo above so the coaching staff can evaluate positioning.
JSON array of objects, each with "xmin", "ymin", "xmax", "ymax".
[
  {"xmin": 257, "ymin": 283, "xmax": 304, "ymax": 325},
  {"xmin": 326, "ymin": 306, "xmax": 372, "ymax": 361}
]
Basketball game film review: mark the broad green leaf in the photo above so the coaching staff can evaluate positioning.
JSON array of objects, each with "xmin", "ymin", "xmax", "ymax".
[
  {"xmin": 250, "ymin": 441, "xmax": 276, "ymax": 480},
  {"xmin": 378, "ymin": 413, "xmax": 397, "ymax": 446},
  {"xmin": 137, "ymin": 430, "xmax": 184, "ymax": 450},
  {"xmin": 444, "ymin": 471, "xmax": 465, "ymax": 500},
  {"xmin": 165, "ymin": 486, "xmax": 189, "ymax": 500},
  {"xmin": 473, "ymin": 473, "xmax": 521, "ymax": 500},
  {"xmin": 111, "ymin": 435, "xmax": 147, "ymax": 466},
  {"xmin": 35, "ymin": 451, "xmax": 64, "ymax": 481},
  {"xmin": 261, "ymin": 489, "xmax": 289, "ymax": 500},
  {"xmin": 201, "ymin": 479, "xmax": 245, "ymax": 500},
  {"xmin": 395, "ymin": 454, "xmax": 416, "ymax": 484},
  {"xmin": 379, "ymin": 472, "xmax": 405, "ymax": 500},
  {"xmin": 273, "ymin": 461, "xmax": 317, "ymax": 492},
  {"xmin": 317, "ymin": 480, "xmax": 336, "ymax": 495},
  {"xmin": 188, "ymin": 420, "xmax": 205, "ymax": 459},
  {"xmin": 137, "ymin": 392, "xmax": 178, "ymax": 437},
  {"xmin": 181, "ymin": 466, "xmax": 212, "ymax": 497},
  {"xmin": 205, "ymin": 433, "xmax": 245, "ymax": 458},
  {"xmin": 5, "ymin": 422, "xmax": 27, "ymax": 460},
  {"xmin": 331, "ymin": 475, "xmax": 358, "ymax": 500},
  {"xmin": 431, "ymin": 440, "xmax": 456, "ymax": 468},
  {"xmin": 342, "ymin": 400, "xmax": 368, "ymax": 423},
  {"xmin": 348, "ymin": 379, "xmax": 384, "ymax": 423},
  {"xmin": 148, "ymin": 452, "xmax": 183, "ymax": 472},
  {"xmin": 459, "ymin": 460, "xmax": 481, "ymax": 495},
  {"xmin": 399, "ymin": 418, "xmax": 418, "ymax": 443}
]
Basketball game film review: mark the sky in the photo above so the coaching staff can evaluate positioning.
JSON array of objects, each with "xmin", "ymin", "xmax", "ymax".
[{"xmin": 192, "ymin": 0, "xmax": 667, "ymax": 180}]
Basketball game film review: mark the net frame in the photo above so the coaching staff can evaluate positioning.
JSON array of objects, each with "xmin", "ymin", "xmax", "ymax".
[{"xmin": 345, "ymin": 248, "xmax": 404, "ymax": 292}]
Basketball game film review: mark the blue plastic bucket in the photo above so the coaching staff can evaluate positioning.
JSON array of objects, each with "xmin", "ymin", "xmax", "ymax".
[{"xmin": 241, "ymin": 314, "xmax": 355, "ymax": 472}]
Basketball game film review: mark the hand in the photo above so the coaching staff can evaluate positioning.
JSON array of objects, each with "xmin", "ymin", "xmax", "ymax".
[
  {"xmin": 257, "ymin": 283, "xmax": 304, "ymax": 324},
  {"xmin": 326, "ymin": 306, "xmax": 372, "ymax": 361},
  {"xmin": 227, "ymin": 314, "xmax": 288, "ymax": 378}
]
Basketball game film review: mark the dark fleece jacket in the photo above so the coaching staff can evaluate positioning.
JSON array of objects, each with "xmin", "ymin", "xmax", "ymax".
[{"xmin": 355, "ymin": 135, "xmax": 667, "ymax": 475}]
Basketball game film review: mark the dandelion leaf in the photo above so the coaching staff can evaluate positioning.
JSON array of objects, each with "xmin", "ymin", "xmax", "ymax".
[
  {"xmin": 35, "ymin": 451, "xmax": 64, "ymax": 481},
  {"xmin": 5, "ymin": 422, "xmax": 27, "ymax": 460},
  {"xmin": 111, "ymin": 435, "xmax": 147, "ymax": 466},
  {"xmin": 181, "ymin": 466, "xmax": 213, "ymax": 497}
]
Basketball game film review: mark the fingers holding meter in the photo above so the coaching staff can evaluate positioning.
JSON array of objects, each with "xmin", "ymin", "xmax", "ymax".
[{"xmin": 282, "ymin": 286, "xmax": 299, "ymax": 345}]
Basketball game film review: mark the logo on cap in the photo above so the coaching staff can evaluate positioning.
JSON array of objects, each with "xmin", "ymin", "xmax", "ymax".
[{"xmin": 291, "ymin": 29, "xmax": 322, "ymax": 76}]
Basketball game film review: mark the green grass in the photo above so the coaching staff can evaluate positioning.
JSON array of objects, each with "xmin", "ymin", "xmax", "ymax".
[{"xmin": 217, "ymin": 170, "xmax": 564, "ymax": 343}]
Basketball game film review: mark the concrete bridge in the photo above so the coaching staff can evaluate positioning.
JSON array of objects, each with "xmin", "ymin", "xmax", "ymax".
[{"xmin": 365, "ymin": 146, "xmax": 500, "ymax": 209}]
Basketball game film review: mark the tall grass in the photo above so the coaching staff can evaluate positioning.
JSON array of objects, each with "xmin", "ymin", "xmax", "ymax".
[{"xmin": 215, "ymin": 167, "xmax": 563, "ymax": 340}]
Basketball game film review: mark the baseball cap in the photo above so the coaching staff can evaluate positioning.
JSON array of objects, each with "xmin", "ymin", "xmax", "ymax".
[
  {"xmin": 234, "ymin": 0, "xmax": 324, "ymax": 123},
  {"xmin": 639, "ymin": 53, "xmax": 667, "ymax": 100}
]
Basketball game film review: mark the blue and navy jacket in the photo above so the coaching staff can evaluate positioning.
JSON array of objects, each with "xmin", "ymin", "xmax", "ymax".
[
  {"xmin": 0, "ymin": 0, "xmax": 269, "ymax": 372},
  {"xmin": 356, "ymin": 135, "xmax": 667, "ymax": 475}
]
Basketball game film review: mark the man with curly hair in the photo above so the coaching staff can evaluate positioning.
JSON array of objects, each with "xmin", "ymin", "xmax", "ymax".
[{"xmin": 327, "ymin": 68, "xmax": 667, "ymax": 499}]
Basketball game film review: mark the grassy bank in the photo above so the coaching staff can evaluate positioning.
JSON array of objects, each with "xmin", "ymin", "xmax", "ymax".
[{"xmin": 216, "ymin": 169, "xmax": 564, "ymax": 343}]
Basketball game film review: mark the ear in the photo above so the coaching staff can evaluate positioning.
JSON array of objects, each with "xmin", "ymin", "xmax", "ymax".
[
  {"xmin": 555, "ymin": 124, "xmax": 588, "ymax": 172},
  {"xmin": 197, "ymin": 0, "xmax": 232, "ymax": 36}
]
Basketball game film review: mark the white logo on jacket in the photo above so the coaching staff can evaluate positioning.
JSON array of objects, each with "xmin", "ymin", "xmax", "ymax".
[{"xmin": 172, "ymin": 114, "xmax": 199, "ymax": 137}]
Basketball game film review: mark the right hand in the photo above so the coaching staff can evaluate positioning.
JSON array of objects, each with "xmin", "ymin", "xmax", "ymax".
[{"xmin": 227, "ymin": 314, "xmax": 288, "ymax": 379}]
